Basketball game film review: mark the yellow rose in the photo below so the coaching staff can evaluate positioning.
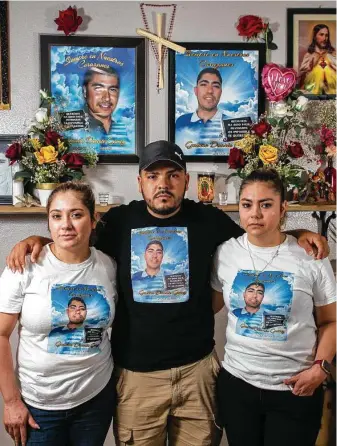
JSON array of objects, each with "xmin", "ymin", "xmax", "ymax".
[
  {"xmin": 259, "ymin": 144, "xmax": 278, "ymax": 164},
  {"xmin": 235, "ymin": 135, "xmax": 256, "ymax": 154},
  {"xmin": 34, "ymin": 145, "xmax": 58, "ymax": 165}
]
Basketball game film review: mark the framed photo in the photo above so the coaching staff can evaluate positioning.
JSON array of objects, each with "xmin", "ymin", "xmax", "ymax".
[
  {"xmin": 0, "ymin": 1, "xmax": 10, "ymax": 110},
  {"xmin": 0, "ymin": 135, "xmax": 21, "ymax": 204},
  {"xmin": 40, "ymin": 36, "xmax": 145, "ymax": 164},
  {"xmin": 287, "ymin": 8, "xmax": 336, "ymax": 99},
  {"xmin": 168, "ymin": 43, "xmax": 265, "ymax": 161}
]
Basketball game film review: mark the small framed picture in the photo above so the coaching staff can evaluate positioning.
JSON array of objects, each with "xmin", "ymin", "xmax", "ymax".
[
  {"xmin": 168, "ymin": 42, "xmax": 265, "ymax": 161},
  {"xmin": 287, "ymin": 8, "xmax": 336, "ymax": 99},
  {"xmin": 40, "ymin": 35, "xmax": 145, "ymax": 163},
  {"xmin": 0, "ymin": 135, "xmax": 21, "ymax": 204}
]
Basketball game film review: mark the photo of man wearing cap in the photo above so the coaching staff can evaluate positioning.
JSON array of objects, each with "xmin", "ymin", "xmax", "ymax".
[{"xmin": 7, "ymin": 139, "xmax": 330, "ymax": 446}]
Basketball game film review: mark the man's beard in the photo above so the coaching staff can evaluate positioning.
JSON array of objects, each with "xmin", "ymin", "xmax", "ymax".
[
  {"xmin": 316, "ymin": 41, "xmax": 327, "ymax": 50},
  {"xmin": 141, "ymin": 187, "xmax": 186, "ymax": 216}
]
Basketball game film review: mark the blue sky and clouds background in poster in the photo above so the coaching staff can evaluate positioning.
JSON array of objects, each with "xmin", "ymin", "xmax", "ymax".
[
  {"xmin": 175, "ymin": 49, "xmax": 260, "ymax": 155},
  {"xmin": 48, "ymin": 283, "xmax": 111, "ymax": 355},
  {"xmin": 131, "ymin": 227, "xmax": 189, "ymax": 303},
  {"xmin": 230, "ymin": 270, "xmax": 294, "ymax": 341},
  {"xmin": 50, "ymin": 46, "xmax": 136, "ymax": 155}
]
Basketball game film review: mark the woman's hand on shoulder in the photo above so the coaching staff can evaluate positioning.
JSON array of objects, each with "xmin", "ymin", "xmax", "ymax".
[
  {"xmin": 283, "ymin": 365, "xmax": 327, "ymax": 396},
  {"xmin": 3, "ymin": 399, "xmax": 39, "ymax": 446}
]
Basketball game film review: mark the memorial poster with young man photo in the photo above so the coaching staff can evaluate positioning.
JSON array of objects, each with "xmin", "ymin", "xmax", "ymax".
[{"xmin": 168, "ymin": 43, "xmax": 265, "ymax": 159}]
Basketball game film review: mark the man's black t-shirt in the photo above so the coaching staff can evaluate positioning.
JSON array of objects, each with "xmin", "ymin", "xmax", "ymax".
[{"xmin": 96, "ymin": 199, "xmax": 243, "ymax": 372}]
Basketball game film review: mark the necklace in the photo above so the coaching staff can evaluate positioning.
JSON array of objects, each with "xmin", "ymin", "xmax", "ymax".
[{"xmin": 247, "ymin": 240, "xmax": 281, "ymax": 284}]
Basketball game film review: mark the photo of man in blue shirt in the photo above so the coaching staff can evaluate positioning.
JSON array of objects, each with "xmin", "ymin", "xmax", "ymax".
[{"xmin": 175, "ymin": 67, "xmax": 225, "ymax": 144}]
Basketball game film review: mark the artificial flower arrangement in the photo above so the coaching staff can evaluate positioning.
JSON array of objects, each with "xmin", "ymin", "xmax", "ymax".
[
  {"xmin": 305, "ymin": 124, "xmax": 336, "ymax": 203},
  {"xmin": 227, "ymin": 94, "xmax": 322, "ymax": 193},
  {"xmin": 5, "ymin": 90, "xmax": 97, "ymax": 186},
  {"xmin": 236, "ymin": 15, "xmax": 278, "ymax": 51}
]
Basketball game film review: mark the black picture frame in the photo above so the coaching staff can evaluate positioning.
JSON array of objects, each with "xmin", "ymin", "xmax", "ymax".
[
  {"xmin": 168, "ymin": 42, "xmax": 265, "ymax": 162},
  {"xmin": 40, "ymin": 35, "xmax": 145, "ymax": 164},
  {"xmin": 287, "ymin": 8, "xmax": 336, "ymax": 100},
  {"xmin": 0, "ymin": 1, "xmax": 10, "ymax": 110},
  {"xmin": 0, "ymin": 134, "xmax": 21, "ymax": 204}
]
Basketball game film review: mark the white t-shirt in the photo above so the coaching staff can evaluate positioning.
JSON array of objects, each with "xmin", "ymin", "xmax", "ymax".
[
  {"xmin": 211, "ymin": 234, "xmax": 336, "ymax": 391},
  {"xmin": 0, "ymin": 245, "xmax": 117, "ymax": 410}
]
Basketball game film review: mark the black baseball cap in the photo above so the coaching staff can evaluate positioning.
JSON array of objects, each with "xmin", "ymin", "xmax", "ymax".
[{"xmin": 138, "ymin": 140, "xmax": 186, "ymax": 172}]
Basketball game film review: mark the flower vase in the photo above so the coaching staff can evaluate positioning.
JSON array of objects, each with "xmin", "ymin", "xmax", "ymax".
[
  {"xmin": 36, "ymin": 183, "xmax": 59, "ymax": 207},
  {"xmin": 11, "ymin": 163, "xmax": 24, "ymax": 205}
]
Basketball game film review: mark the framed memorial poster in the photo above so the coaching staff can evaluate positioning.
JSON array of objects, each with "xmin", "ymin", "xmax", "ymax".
[
  {"xmin": 40, "ymin": 36, "xmax": 145, "ymax": 163},
  {"xmin": 168, "ymin": 42, "xmax": 265, "ymax": 161}
]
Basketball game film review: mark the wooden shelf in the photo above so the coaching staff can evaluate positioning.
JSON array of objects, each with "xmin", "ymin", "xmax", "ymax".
[
  {"xmin": 215, "ymin": 203, "xmax": 336, "ymax": 212},
  {"xmin": 0, "ymin": 203, "xmax": 335, "ymax": 215},
  {"xmin": 0, "ymin": 204, "xmax": 119, "ymax": 215}
]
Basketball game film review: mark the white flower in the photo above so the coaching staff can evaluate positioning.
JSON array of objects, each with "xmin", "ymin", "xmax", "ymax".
[
  {"xmin": 39, "ymin": 89, "xmax": 48, "ymax": 100},
  {"xmin": 271, "ymin": 101, "xmax": 288, "ymax": 118},
  {"xmin": 294, "ymin": 96, "xmax": 309, "ymax": 112},
  {"xmin": 35, "ymin": 108, "xmax": 48, "ymax": 123}
]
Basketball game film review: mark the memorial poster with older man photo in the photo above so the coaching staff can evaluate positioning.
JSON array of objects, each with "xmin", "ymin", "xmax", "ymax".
[
  {"xmin": 168, "ymin": 43, "xmax": 265, "ymax": 159},
  {"xmin": 41, "ymin": 36, "xmax": 145, "ymax": 161}
]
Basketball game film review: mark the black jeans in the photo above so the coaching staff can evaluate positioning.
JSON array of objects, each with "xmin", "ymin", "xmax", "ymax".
[{"xmin": 217, "ymin": 368, "xmax": 324, "ymax": 446}]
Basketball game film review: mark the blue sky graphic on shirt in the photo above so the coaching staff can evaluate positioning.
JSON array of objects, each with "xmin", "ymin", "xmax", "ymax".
[
  {"xmin": 48, "ymin": 284, "xmax": 111, "ymax": 355},
  {"xmin": 131, "ymin": 227, "xmax": 189, "ymax": 303},
  {"xmin": 230, "ymin": 270, "xmax": 294, "ymax": 341}
]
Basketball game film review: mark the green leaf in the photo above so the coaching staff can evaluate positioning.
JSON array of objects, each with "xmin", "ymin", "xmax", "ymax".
[
  {"xmin": 278, "ymin": 119, "xmax": 285, "ymax": 129},
  {"xmin": 14, "ymin": 171, "xmax": 32, "ymax": 180},
  {"xmin": 268, "ymin": 118, "xmax": 278, "ymax": 127},
  {"xmin": 67, "ymin": 170, "xmax": 83, "ymax": 180},
  {"xmin": 294, "ymin": 125, "xmax": 301, "ymax": 137},
  {"xmin": 269, "ymin": 42, "xmax": 278, "ymax": 50}
]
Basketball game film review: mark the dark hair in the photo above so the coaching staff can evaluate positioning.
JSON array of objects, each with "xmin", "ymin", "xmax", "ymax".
[
  {"xmin": 239, "ymin": 168, "xmax": 286, "ymax": 202},
  {"xmin": 196, "ymin": 68, "xmax": 222, "ymax": 85},
  {"xmin": 46, "ymin": 182, "xmax": 96, "ymax": 222},
  {"xmin": 67, "ymin": 297, "xmax": 87, "ymax": 309},
  {"xmin": 145, "ymin": 240, "xmax": 164, "ymax": 251},
  {"xmin": 83, "ymin": 67, "xmax": 120, "ymax": 88},
  {"xmin": 245, "ymin": 282, "xmax": 265, "ymax": 293},
  {"xmin": 308, "ymin": 24, "xmax": 335, "ymax": 54}
]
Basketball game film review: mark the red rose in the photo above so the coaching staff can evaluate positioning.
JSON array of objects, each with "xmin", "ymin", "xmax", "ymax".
[
  {"xmin": 252, "ymin": 121, "xmax": 271, "ymax": 138},
  {"xmin": 62, "ymin": 153, "xmax": 85, "ymax": 169},
  {"xmin": 54, "ymin": 6, "xmax": 83, "ymax": 36},
  {"xmin": 286, "ymin": 141, "xmax": 304, "ymax": 159},
  {"xmin": 228, "ymin": 148, "xmax": 245, "ymax": 169},
  {"xmin": 236, "ymin": 15, "xmax": 264, "ymax": 38},
  {"xmin": 45, "ymin": 131, "xmax": 62, "ymax": 146},
  {"xmin": 319, "ymin": 126, "xmax": 335, "ymax": 147},
  {"xmin": 5, "ymin": 143, "xmax": 22, "ymax": 165}
]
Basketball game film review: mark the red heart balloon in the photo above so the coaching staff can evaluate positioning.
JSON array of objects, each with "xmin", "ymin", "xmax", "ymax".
[{"xmin": 262, "ymin": 63, "xmax": 297, "ymax": 102}]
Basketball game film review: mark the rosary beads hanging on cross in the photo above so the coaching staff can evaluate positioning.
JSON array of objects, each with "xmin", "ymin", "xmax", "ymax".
[{"xmin": 137, "ymin": 3, "xmax": 186, "ymax": 91}]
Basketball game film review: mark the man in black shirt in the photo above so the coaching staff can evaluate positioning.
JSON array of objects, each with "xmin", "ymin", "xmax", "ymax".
[{"xmin": 6, "ymin": 140, "xmax": 329, "ymax": 446}]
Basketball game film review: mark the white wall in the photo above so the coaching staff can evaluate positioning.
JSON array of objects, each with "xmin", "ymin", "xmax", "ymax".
[{"xmin": 0, "ymin": 2, "xmax": 335, "ymax": 445}]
